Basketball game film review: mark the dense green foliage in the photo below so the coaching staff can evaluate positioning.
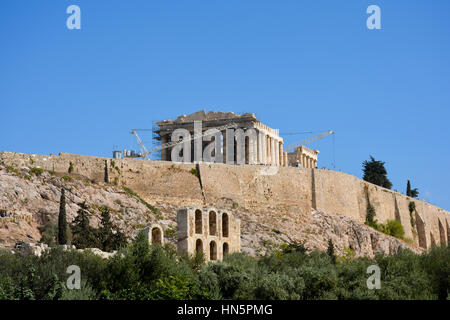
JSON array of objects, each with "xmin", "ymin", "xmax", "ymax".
[
  {"xmin": 98, "ymin": 208, "xmax": 127, "ymax": 252},
  {"xmin": 1, "ymin": 235, "xmax": 448, "ymax": 300},
  {"xmin": 362, "ymin": 156, "xmax": 392, "ymax": 189},
  {"xmin": 365, "ymin": 203, "xmax": 407, "ymax": 241},
  {"xmin": 71, "ymin": 202, "xmax": 101, "ymax": 250}
]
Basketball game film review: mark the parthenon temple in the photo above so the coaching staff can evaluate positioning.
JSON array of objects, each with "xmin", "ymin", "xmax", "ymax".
[{"xmin": 154, "ymin": 110, "xmax": 318, "ymax": 168}]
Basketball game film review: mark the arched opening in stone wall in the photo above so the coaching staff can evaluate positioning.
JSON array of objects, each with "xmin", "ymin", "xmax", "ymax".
[
  {"xmin": 415, "ymin": 212, "xmax": 427, "ymax": 249},
  {"xmin": 223, "ymin": 242, "xmax": 229, "ymax": 256},
  {"xmin": 438, "ymin": 219, "xmax": 446, "ymax": 246},
  {"xmin": 195, "ymin": 210, "xmax": 202, "ymax": 234},
  {"xmin": 222, "ymin": 213, "xmax": 229, "ymax": 237},
  {"xmin": 209, "ymin": 211, "xmax": 217, "ymax": 236},
  {"xmin": 209, "ymin": 241, "xmax": 217, "ymax": 260},
  {"xmin": 151, "ymin": 227, "xmax": 162, "ymax": 245},
  {"xmin": 195, "ymin": 239, "xmax": 203, "ymax": 254}
]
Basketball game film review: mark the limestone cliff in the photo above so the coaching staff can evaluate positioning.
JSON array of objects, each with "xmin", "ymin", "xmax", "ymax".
[{"xmin": 0, "ymin": 154, "xmax": 426, "ymax": 257}]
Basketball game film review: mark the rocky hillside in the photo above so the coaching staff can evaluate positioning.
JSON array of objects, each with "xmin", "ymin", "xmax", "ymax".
[{"xmin": 0, "ymin": 164, "xmax": 421, "ymax": 257}]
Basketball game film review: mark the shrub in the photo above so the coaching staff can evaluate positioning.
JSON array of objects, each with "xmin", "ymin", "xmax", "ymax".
[
  {"xmin": 385, "ymin": 220, "xmax": 405, "ymax": 239},
  {"xmin": 68, "ymin": 162, "xmax": 74, "ymax": 174},
  {"xmin": 29, "ymin": 167, "xmax": 44, "ymax": 176}
]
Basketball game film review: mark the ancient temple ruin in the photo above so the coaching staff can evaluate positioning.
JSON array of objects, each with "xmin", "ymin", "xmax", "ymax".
[
  {"xmin": 287, "ymin": 145, "xmax": 319, "ymax": 168},
  {"xmin": 154, "ymin": 110, "xmax": 289, "ymax": 166},
  {"xmin": 177, "ymin": 207, "xmax": 241, "ymax": 261}
]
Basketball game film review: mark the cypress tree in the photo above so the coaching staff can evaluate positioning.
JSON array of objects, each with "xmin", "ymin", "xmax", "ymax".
[
  {"xmin": 327, "ymin": 239, "xmax": 336, "ymax": 264},
  {"xmin": 406, "ymin": 180, "xmax": 411, "ymax": 197},
  {"xmin": 58, "ymin": 188, "xmax": 68, "ymax": 245},
  {"xmin": 104, "ymin": 160, "xmax": 109, "ymax": 183}
]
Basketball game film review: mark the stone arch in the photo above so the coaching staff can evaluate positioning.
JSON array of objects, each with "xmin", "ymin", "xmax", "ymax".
[
  {"xmin": 415, "ymin": 211, "xmax": 427, "ymax": 249},
  {"xmin": 151, "ymin": 227, "xmax": 162, "ymax": 245},
  {"xmin": 223, "ymin": 242, "xmax": 229, "ymax": 256},
  {"xmin": 209, "ymin": 241, "xmax": 217, "ymax": 260},
  {"xmin": 222, "ymin": 212, "xmax": 229, "ymax": 237},
  {"xmin": 438, "ymin": 219, "xmax": 446, "ymax": 246},
  {"xmin": 195, "ymin": 239, "xmax": 203, "ymax": 254},
  {"xmin": 209, "ymin": 211, "xmax": 217, "ymax": 236},
  {"xmin": 195, "ymin": 209, "xmax": 202, "ymax": 234},
  {"xmin": 141, "ymin": 223, "xmax": 164, "ymax": 245}
]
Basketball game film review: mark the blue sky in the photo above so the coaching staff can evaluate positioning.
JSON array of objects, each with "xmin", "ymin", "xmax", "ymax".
[{"xmin": 1, "ymin": 1, "xmax": 449, "ymax": 210}]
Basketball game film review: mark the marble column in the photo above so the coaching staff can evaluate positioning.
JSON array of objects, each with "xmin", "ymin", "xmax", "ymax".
[
  {"xmin": 271, "ymin": 138, "xmax": 277, "ymax": 166},
  {"xmin": 258, "ymin": 130, "xmax": 265, "ymax": 164},
  {"xmin": 161, "ymin": 135, "xmax": 169, "ymax": 161},
  {"xmin": 222, "ymin": 130, "xmax": 227, "ymax": 164},
  {"xmin": 279, "ymin": 142, "xmax": 283, "ymax": 166},
  {"xmin": 274, "ymin": 139, "xmax": 279, "ymax": 166}
]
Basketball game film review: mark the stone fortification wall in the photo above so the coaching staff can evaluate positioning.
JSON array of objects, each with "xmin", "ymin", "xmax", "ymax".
[{"xmin": 1, "ymin": 151, "xmax": 448, "ymax": 249}]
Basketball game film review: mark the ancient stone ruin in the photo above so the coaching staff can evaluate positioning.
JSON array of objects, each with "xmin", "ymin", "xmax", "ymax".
[
  {"xmin": 177, "ymin": 207, "xmax": 241, "ymax": 261},
  {"xmin": 141, "ymin": 223, "xmax": 165, "ymax": 245},
  {"xmin": 155, "ymin": 110, "xmax": 291, "ymax": 166}
]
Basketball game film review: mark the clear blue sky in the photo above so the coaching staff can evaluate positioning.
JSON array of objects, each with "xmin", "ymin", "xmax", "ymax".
[{"xmin": 1, "ymin": 1, "xmax": 449, "ymax": 210}]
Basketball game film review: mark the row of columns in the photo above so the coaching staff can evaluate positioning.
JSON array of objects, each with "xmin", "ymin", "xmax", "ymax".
[
  {"xmin": 257, "ymin": 130, "xmax": 287, "ymax": 166},
  {"xmin": 299, "ymin": 154, "xmax": 317, "ymax": 169},
  {"xmin": 160, "ymin": 127, "xmax": 288, "ymax": 166}
]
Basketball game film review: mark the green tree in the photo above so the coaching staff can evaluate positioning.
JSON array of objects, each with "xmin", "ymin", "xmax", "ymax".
[
  {"xmin": 58, "ymin": 188, "xmax": 68, "ymax": 245},
  {"xmin": 362, "ymin": 156, "xmax": 392, "ymax": 189},
  {"xmin": 71, "ymin": 202, "xmax": 100, "ymax": 249},
  {"xmin": 406, "ymin": 180, "xmax": 411, "ymax": 197},
  {"xmin": 99, "ymin": 208, "xmax": 127, "ymax": 252},
  {"xmin": 406, "ymin": 180, "xmax": 419, "ymax": 198},
  {"xmin": 327, "ymin": 239, "xmax": 336, "ymax": 264},
  {"xmin": 104, "ymin": 160, "xmax": 109, "ymax": 184}
]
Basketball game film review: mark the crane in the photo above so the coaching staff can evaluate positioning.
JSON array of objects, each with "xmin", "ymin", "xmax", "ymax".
[
  {"xmin": 130, "ymin": 129, "xmax": 150, "ymax": 159},
  {"xmin": 284, "ymin": 130, "xmax": 334, "ymax": 153},
  {"xmin": 131, "ymin": 122, "xmax": 238, "ymax": 160}
]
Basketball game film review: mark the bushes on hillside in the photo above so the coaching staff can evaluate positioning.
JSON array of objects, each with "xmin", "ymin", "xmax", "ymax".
[{"xmin": 0, "ymin": 236, "xmax": 449, "ymax": 300}]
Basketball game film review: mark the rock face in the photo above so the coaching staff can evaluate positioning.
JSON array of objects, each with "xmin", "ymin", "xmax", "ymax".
[
  {"xmin": 0, "ymin": 162, "xmax": 422, "ymax": 258},
  {"xmin": 12, "ymin": 242, "xmax": 117, "ymax": 259},
  {"xmin": 0, "ymin": 165, "xmax": 162, "ymax": 248},
  {"xmin": 302, "ymin": 211, "xmax": 422, "ymax": 257}
]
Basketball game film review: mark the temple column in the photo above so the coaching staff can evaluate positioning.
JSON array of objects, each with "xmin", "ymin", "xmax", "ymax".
[
  {"xmin": 258, "ymin": 130, "xmax": 265, "ymax": 164},
  {"xmin": 161, "ymin": 135, "xmax": 169, "ymax": 161},
  {"xmin": 222, "ymin": 130, "xmax": 226, "ymax": 164},
  {"xmin": 274, "ymin": 139, "xmax": 279, "ymax": 166},
  {"xmin": 267, "ymin": 136, "xmax": 272, "ymax": 165},
  {"xmin": 279, "ymin": 142, "xmax": 283, "ymax": 166},
  {"xmin": 271, "ymin": 138, "xmax": 277, "ymax": 166},
  {"xmin": 284, "ymin": 152, "xmax": 288, "ymax": 167}
]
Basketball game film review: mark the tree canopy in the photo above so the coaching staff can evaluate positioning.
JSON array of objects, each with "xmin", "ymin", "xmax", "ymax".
[{"xmin": 362, "ymin": 156, "xmax": 392, "ymax": 189}]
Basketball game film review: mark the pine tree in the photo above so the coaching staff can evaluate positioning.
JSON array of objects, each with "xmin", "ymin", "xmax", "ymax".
[
  {"xmin": 362, "ymin": 156, "xmax": 393, "ymax": 189},
  {"xmin": 327, "ymin": 239, "xmax": 336, "ymax": 264},
  {"xmin": 58, "ymin": 188, "xmax": 68, "ymax": 245},
  {"xmin": 407, "ymin": 180, "xmax": 419, "ymax": 198},
  {"xmin": 71, "ymin": 202, "xmax": 100, "ymax": 249},
  {"xmin": 99, "ymin": 208, "xmax": 114, "ymax": 251},
  {"xmin": 104, "ymin": 160, "xmax": 109, "ymax": 183}
]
